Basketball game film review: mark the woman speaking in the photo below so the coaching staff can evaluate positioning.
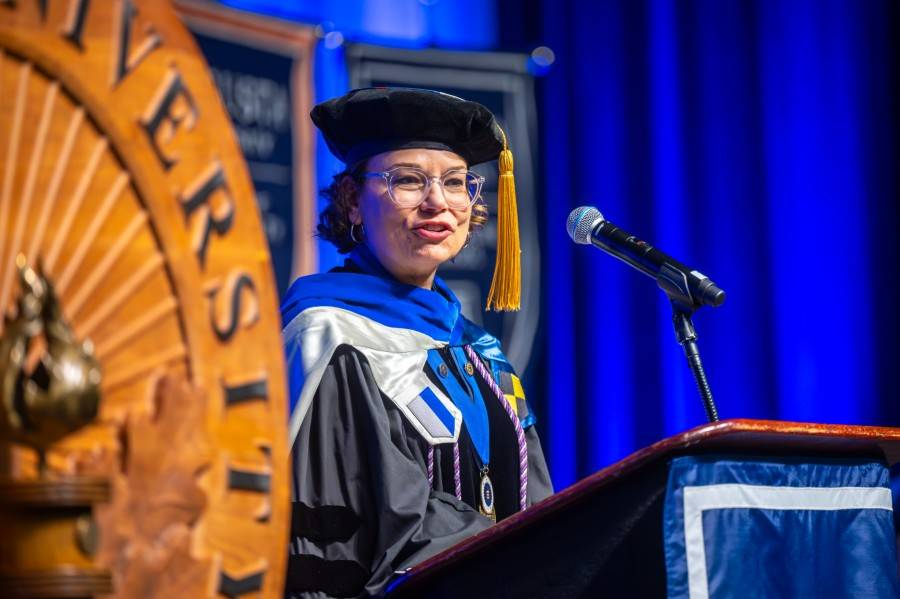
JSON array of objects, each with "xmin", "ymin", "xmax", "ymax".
[{"xmin": 282, "ymin": 88, "xmax": 552, "ymax": 597}]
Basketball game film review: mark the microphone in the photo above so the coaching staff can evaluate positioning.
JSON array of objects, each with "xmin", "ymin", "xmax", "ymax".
[{"xmin": 567, "ymin": 206, "xmax": 726, "ymax": 309}]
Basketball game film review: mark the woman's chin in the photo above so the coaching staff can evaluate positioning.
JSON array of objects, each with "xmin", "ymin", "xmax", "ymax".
[
  {"xmin": 407, "ymin": 246, "xmax": 453, "ymax": 274},
  {"xmin": 409, "ymin": 243, "xmax": 456, "ymax": 268}
]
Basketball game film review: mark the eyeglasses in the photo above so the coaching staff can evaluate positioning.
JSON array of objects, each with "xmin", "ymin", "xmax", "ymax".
[{"xmin": 363, "ymin": 166, "xmax": 485, "ymax": 210}]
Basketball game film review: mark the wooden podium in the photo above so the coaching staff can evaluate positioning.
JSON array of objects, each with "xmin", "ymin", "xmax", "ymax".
[{"xmin": 386, "ymin": 419, "xmax": 900, "ymax": 598}]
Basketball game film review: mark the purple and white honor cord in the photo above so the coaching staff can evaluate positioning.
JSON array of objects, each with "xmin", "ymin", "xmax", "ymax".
[
  {"xmin": 464, "ymin": 344, "xmax": 528, "ymax": 511},
  {"xmin": 453, "ymin": 442, "xmax": 462, "ymax": 500},
  {"xmin": 427, "ymin": 441, "xmax": 462, "ymax": 501}
]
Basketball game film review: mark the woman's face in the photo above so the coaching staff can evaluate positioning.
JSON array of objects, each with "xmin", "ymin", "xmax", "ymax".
[{"xmin": 349, "ymin": 148, "xmax": 472, "ymax": 288}]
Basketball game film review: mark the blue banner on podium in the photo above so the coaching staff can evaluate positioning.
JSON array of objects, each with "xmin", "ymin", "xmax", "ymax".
[{"xmin": 664, "ymin": 456, "xmax": 899, "ymax": 598}]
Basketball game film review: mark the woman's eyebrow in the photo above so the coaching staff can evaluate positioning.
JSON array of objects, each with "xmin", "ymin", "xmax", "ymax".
[{"xmin": 387, "ymin": 162, "xmax": 469, "ymax": 172}]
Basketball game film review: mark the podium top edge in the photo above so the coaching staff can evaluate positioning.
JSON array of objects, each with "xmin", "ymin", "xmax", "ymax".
[{"xmin": 681, "ymin": 418, "xmax": 900, "ymax": 445}]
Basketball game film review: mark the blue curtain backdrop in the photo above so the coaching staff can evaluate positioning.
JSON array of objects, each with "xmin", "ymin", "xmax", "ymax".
[
  {"xmin": 537, "ymin": 0, "xmax": 899, "ymax": 489},
  {"xmin": 215, "ymin": 0, "xmax": 899, "ymax": 492}
]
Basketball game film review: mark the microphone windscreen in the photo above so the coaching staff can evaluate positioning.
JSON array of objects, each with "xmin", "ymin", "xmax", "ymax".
[{"xmin": 566, "ymin": 206, "xmax": 604, "ymax": 244}]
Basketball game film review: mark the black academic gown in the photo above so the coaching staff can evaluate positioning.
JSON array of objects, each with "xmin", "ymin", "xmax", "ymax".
[{"xmin": 282, "ymin": 259, "xmax": 553, "ymax": 598}]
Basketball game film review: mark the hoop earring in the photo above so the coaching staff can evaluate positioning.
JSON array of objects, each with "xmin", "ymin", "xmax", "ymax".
[
  {"xmin": 350, "ymin": 223, "xmax": 364, "ymax": 244},
  {"xmin": 451, "ymin": 233, "xmax": 472, "ymax": 265}
]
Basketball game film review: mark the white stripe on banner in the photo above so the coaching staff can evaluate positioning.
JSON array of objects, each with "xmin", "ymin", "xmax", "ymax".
[{"xmin": 683, "ymin": 484, "xmax": 893, "ymax": 599}]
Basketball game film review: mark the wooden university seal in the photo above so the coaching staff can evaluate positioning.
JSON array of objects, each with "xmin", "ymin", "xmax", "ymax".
[{"xmin": 0, "ymin": 1, "xmax": 289, "ymax": 597}]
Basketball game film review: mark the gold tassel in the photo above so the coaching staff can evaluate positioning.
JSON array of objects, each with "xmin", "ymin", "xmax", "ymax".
[{"xmin": 485, "ymin": 126, "xmax": 521, "ymax": 311}]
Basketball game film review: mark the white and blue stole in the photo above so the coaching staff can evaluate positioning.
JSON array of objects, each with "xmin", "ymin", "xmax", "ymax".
[{"xmin": 281, "ymin": 246, "xmax": 513, "ymax": 452}]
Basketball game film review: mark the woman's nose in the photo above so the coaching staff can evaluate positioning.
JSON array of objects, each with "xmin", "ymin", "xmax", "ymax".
[{"xmin": 419, "ymin": 177, "xmax": 448, "ymax": 211}]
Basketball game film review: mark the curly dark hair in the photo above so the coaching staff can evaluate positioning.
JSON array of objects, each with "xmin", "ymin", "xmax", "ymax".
[
  {"xmin": 317, "ymin": 163, "xmax": 490, "ymax": 254},
  {"xmin": 317, "ymin": 161, "xmax": 367, "ymax": 254}
]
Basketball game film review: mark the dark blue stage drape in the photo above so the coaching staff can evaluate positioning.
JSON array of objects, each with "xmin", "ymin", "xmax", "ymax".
[{"xmin": 540, "ymin": 0, "xmax": 899, "ymax": 489}]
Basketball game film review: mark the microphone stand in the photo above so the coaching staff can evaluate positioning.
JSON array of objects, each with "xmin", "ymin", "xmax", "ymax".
[
  {"xmin": 671, "ymin": 303, "xmax": 719, "ymax": 422},
  {"xmin": 657, "ymin": 265, "xmax": 720, "ymax": 423}
]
